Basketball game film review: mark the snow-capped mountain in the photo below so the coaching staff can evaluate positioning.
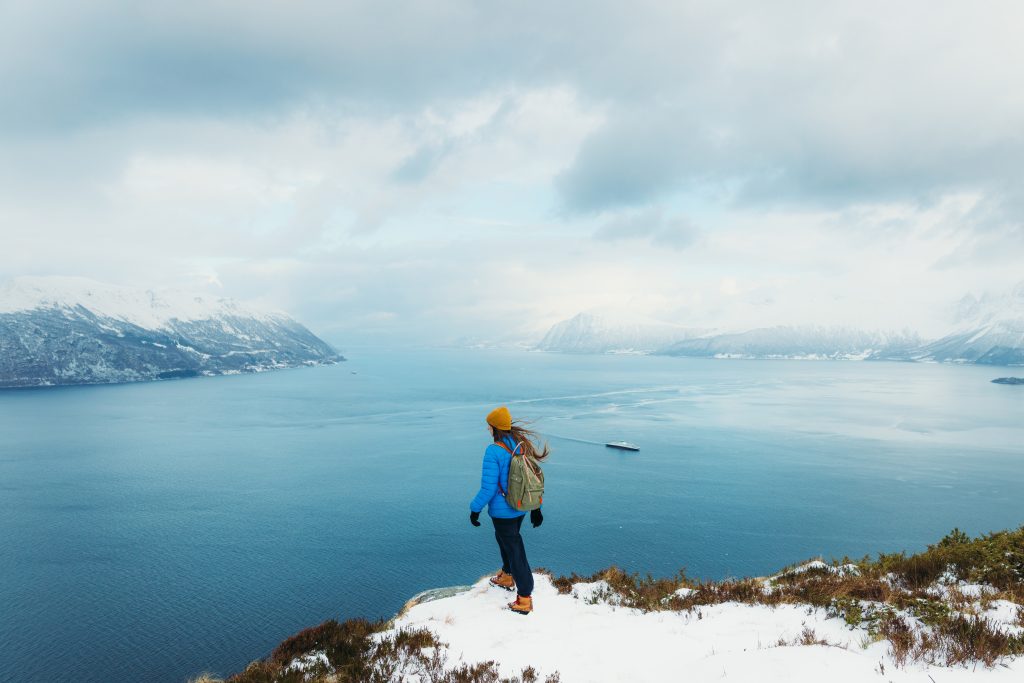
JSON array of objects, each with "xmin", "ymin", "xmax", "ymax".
[
  {"xmin": 915, "ymin": 282, "xmax": 1024, "ymax": 365},
  {"xmin": 0, "ymin": 277, "xmax": 342, "ymax": 388},
  {"xmin": 536, "ymin": 312, "xmax": 708, "ymax": 354},
  {"xmin": 537, "ymin": 311, "xmax": 921, "ymax": 361},
  {"xmin": 659, "ymin": 325, "xmax": 922, "ymax": 360}
]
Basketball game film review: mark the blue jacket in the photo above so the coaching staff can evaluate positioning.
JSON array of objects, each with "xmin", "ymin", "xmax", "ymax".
[{"xmin": 469, "ymin": 437, "xmax": 526, "ymax": 519}]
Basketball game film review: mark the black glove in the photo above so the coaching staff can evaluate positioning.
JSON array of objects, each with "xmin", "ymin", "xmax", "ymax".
[
  {"xmin": 469, "ymin": 511, "xmax": 481, "ymax": 527},
  {"xmin": 530, "ymin": 509, "xmax": 543, "ymax": 528}
]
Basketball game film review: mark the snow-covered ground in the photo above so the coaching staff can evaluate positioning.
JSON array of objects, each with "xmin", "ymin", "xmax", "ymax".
[{"xmin": 386, "ymin": 573, "xmax": 1022, "ymax": 682}]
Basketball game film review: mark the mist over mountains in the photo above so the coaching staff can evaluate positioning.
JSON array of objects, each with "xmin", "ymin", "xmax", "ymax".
[
  {"xmin": 917, "ymin": 282, "xmax": 1024, "ymax": 365},
  {"xmin": 535, "ymin": 282, "xmax": 1024, "ymax": 366},
  {"xmin": 2, "ymin": 275, "xmax": 1022, "ymax": 390},
  {"xmin": 0, "ymin": 277, "xmax": 342, "ymax": 388},
  {"xmin": 660, "ymin": 326, "xmax": 922, "ymax": 361},
  {"xmin": 536, "ymin": 312, "xmax": 709, "ymax": 354}
]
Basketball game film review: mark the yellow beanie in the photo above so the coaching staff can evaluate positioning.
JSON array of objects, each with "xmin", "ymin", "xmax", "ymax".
[{"xmin": 486, "ymin": 405, "xmax": 512, "ymax": 431}]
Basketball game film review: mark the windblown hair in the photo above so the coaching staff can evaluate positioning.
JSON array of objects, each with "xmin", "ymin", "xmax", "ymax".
[{"xmin": 491, "ymin": 421, "xmax": 550, "ymax": 461}]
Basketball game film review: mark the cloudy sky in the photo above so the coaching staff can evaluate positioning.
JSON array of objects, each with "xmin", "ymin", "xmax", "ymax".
[{"xmin": 2, "ymin": 1, "xmax": 1022, "ymax": 346}]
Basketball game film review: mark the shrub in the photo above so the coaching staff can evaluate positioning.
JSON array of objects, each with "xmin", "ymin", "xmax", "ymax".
[
  {"xmin": 798, "ymin": 627, "xmax": 819, "ymax": 646},
  {"xmin": 270, "ymin": 618, "xmax": 379, "ymax": 668},
  {"xmin": 877, "ymin": 613, "xmax": 915, "ymax": 667},
  {"xmin": 213, "ymin": 617, "xmax": 558, "ymax": 683},
  {"xmin": 938, "ymin": 528, "xmax": 971, "ymax": 547},
  {"xmin": 937, "ymin": 615, "xmax": 1023, "ymax": 667},
  {"xmin": 878, "ymin": 527, "xmax": 1024, "ymax": 589},
  {"xmin": 828, "ymin": 597, "xmax": 863, "ymax": 627}
]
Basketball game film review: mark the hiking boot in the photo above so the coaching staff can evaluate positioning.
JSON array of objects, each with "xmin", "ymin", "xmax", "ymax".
[
  {"xmin": 507, "ymin": 594, "xmax": 533, "ymax": 615},
  {"xmin": 489, "ymin": 569, "xmax": 515, "ymax": 592}
]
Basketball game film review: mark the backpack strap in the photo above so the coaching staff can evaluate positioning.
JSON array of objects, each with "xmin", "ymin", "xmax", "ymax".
[
  {"xmin": 495, "ymin": 440, "xmax": 523, "ymax": 456},
  {"xmin": 494, "ymin": 440, "xmax": 524, "ymax": 496}
]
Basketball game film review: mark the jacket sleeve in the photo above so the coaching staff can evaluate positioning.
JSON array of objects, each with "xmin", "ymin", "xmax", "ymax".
[{"xmin": 469, "ymin": 448, "xmax": 500, "ymax": 513}]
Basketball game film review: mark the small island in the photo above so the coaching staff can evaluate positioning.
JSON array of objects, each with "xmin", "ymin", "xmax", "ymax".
[{"xmin": 992, "ymin": 377, "xmax": 1024, "ymax": 385}]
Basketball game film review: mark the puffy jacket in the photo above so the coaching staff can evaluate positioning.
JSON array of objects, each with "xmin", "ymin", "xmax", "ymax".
[{"xmin": 469, "ymin": 436, "xmax": 526, "ymax": 519}]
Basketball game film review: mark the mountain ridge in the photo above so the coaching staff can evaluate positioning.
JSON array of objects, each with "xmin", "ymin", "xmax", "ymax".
[
  {"xmin": 0, "ymin": 277, "xmax": 342, "ymax": 388},
  {"xmin": 658, "ymin": 324, "xmax": 922, "ymax": 361},
  {"xmin": 536, "ymin": 282, "xmax": 1024, "ymax": 366},
  {"xmin": 536, "ymin": 311, "xmax": 709, "ymax": 354}
]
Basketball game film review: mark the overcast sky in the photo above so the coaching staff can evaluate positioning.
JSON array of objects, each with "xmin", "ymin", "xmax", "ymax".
[{"xmin": 2, "ymin": 1, "xmax": 1022, "ymax": 346}]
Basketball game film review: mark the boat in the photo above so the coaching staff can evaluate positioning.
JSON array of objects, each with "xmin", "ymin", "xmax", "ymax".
[{"xmin": 605, "ymin": 441, "xmax": 639, "ymax": 451}]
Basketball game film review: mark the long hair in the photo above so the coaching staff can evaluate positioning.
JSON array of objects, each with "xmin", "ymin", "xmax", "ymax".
[{"xmin": 491, "ymin": 421, "xmax": 550, "ymax": 462}]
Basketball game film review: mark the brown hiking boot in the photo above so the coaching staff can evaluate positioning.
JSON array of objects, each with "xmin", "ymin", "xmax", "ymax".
[
  {"xmin": 507, "ymin": 594, "xmax": 533, "ymax": 615},
  {"xmin": 489, "ymin": 569, "xmax": 516, "ymax": 591}
]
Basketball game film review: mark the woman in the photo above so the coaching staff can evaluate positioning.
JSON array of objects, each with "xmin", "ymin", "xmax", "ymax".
[{"xmin": 468, "ymin": 405, "xmax": 549, "ymax": 615}]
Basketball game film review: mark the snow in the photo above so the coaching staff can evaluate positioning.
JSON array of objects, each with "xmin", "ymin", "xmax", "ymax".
[
  {"xmin": 0, "ymin": 276, "xmax": 288, "ymax": 329},
  {"xmin": 776, "ymin": 560, "xmax": 860, "ymax": 578},
  {"xmin": 982, "ymin": 600, "xmax": 1024, "ymax": 636},
  {"xmin": 387, "ymin": 574, "xmax": 1022, "ymax": 682},
  {"xmin": 926, "ymin": 580, "xmax": 998, "ymax": 600},
  {"xmin": 958, "ymin": 583, "xmax": 998, "ymax": 599},
  {"xmin": 568, "ymin": 580, "xmax": 613, "ymax": 603},
  {"xmin": 287, "ymin": 650, "xmax": 329, "ymax": 672}
]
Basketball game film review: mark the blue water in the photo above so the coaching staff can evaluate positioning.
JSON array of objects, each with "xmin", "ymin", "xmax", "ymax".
[{"xmin": 1, "ymin": 350, "xmax": 1022, "ymax": 682}]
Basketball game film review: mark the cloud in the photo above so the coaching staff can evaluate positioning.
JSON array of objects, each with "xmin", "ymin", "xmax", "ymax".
[
  {"xmin": 930, "ymin": 190, "xmax": 1024, "ymax": 270},
  {"xmin": 3, "ymin": 1, "xmax": 1024, "ymax": 345},
  {"xmin": 0, "ymin": 1, "xmax": 573, "ymax": 135},
  {"xmin": 391, "ymin": 141, "xmax": 455, "ymax": 184},
  {"xmin": 593, "ymin": 208, "xmax": 702, "ymax": 250},
  {"xmin": 8, "ymin": 2, "xmax": 1023, "ymax": 215},
  {"xmin": 556, "ymin": 109, "xmax": 692, "ymax": 212},
  {"xmin": 552, "ymin": 3, "xmax": 1024, "ymax": 212}
]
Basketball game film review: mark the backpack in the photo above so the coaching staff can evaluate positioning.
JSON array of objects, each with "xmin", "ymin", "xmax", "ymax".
[{"xmin": 496, "ymin": 441, "xmax": 545, "ymax": 512}]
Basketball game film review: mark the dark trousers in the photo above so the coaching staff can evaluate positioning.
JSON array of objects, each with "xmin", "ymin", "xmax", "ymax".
[{"xmin": 491, "ymin": 515, "xmax": 534, "ymax": 597}]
